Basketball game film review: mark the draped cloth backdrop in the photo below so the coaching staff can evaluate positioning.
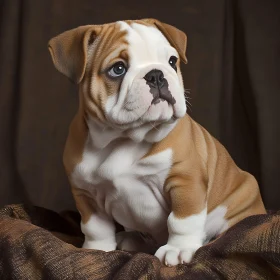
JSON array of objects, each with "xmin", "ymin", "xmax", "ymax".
[{"xmin": 0, "ymin": 0, "xmax": 280, "ymax": 211}]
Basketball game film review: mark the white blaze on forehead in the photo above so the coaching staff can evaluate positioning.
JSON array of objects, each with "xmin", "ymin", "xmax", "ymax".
[{"xmin": 117, "ymin": 21, "xmax": 178, "ymax": 66}]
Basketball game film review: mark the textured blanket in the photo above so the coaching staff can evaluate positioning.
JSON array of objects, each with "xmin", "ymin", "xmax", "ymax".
[{"xmin": 0, "ymin": 204, "xmax": 279, "ymax": 279}]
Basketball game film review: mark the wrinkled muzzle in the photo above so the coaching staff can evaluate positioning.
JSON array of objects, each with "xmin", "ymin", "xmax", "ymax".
[{"xmin": 105, "ymin": 64, "xmax": 186, "ymax": 129}]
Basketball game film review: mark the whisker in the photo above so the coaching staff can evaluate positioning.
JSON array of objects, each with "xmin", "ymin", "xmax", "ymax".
[
  {"xmin": 148, "ymin": 121, "xmax": 159, "ymax": 132},
  {"xmin": 186, "ymin": 104, "xmax": 192, "ymax": 112},
  {"xmin": 183, "ymin": 88, "xmax": 192, "ymax": 112},
  {"xmin": 185, "ymin": 98, "xmax": 192, "ymax": 106}
]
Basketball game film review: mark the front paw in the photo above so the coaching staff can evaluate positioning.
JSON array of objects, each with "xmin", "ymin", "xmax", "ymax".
[
  {"xmin": 83, "ymin": 238, "xmax": 117, "ymax": 252},
  {"xmin": 155, "ymin": 244, "xmax": 200, "ymax": 266}
]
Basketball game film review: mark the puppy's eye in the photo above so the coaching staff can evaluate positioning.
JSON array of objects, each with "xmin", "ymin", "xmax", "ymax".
[
  {"xmin": 169, "ymin": 56, "xmax": 178, "ymax": 71},
  {"xmin": 108, "ymin": 62, "xmax": 127, "ymax": 77}
]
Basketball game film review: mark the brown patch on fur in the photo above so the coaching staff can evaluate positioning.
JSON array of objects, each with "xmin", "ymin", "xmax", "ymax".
[
  {"xmin": 145, "ymin": 115, "xmax": 266, "ymax": 225},
  {"xmin": 63, "ymin": 93, "xmax": 88, "ymax": 176},
  {"xmin": 82, "ymin": 24, "xmax": 128, "ymax": 123},
  {"xmin": 145, "ymin": 116, "xmax": 208, "ymax": 218},
  {"xmin": 119, "ymin": 49, "xmax": 129, "ymax": 61},
  {"xmin": 195, "ymin": 121, "xmax": 267, "ymax": 225},
  {"xmin": 71, "ymin": 187, "xmax": 95, "ymax": 224},
  {"xmin": 63, "ymin": 101, "xmax": 95, "ymax": 224}
]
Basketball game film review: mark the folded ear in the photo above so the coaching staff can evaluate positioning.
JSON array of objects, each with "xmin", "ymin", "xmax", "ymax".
[
  {"xmin": 48, "ymin": 25, "xmax": 100, "ymax": 84},
  {"xmin": 142, "ymin": 19, "xmax": 187, "ymax": 64}
]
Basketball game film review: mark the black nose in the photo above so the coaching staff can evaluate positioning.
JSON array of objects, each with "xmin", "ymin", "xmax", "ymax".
[{"xmin": 144, "ymin": 69, "xmax": 164, "ymax": 87}]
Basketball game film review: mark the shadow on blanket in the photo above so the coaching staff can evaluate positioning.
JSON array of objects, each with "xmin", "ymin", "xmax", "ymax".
[{"xmin": 0, "ymin": 204, "xmax": 279, "ymax": 279}]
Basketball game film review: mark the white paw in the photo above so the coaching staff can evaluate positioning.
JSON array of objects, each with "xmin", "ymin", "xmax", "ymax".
[
  {"xmin": 82, "ymin": 238, "xmax": 117, "ymax": 252},
  {"xmin": 155, "ymin": 244, "xmax": 200, "ymax": 266}
]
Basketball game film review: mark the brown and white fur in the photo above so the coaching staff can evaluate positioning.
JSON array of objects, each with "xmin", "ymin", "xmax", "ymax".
[{"xmin": 48, "ymin": 19, "xmax": 266, "ymax": 266}]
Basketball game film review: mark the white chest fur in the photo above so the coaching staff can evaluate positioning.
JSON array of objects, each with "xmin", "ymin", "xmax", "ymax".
[{"xmin": 71, "ymin": 134, "xmax": 173, "ymax": 241}]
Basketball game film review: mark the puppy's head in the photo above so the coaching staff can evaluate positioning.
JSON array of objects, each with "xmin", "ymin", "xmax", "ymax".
[{"xmin": 49, "ymin": 19, "xmax": 187, "ymax": 130}]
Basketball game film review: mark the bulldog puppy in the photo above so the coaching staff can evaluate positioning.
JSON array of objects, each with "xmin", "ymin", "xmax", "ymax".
[{"xmin": 48, "ymin": 19, "xmax": 266, "ymax": 266}]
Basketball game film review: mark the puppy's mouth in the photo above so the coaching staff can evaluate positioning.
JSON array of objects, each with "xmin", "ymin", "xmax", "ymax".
[
  {"xmin": 150, "ymin": 86, "xmax": 176, "ymax": 106},
  {"xmin": 144, "ymin": 69, "xmax": 176, "ymax": 106}
]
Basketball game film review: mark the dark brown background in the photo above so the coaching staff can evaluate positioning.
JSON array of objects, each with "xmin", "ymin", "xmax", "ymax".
[{"xmin": 0, "ymin": 0, "xmax": 280, "ymax": 212}]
